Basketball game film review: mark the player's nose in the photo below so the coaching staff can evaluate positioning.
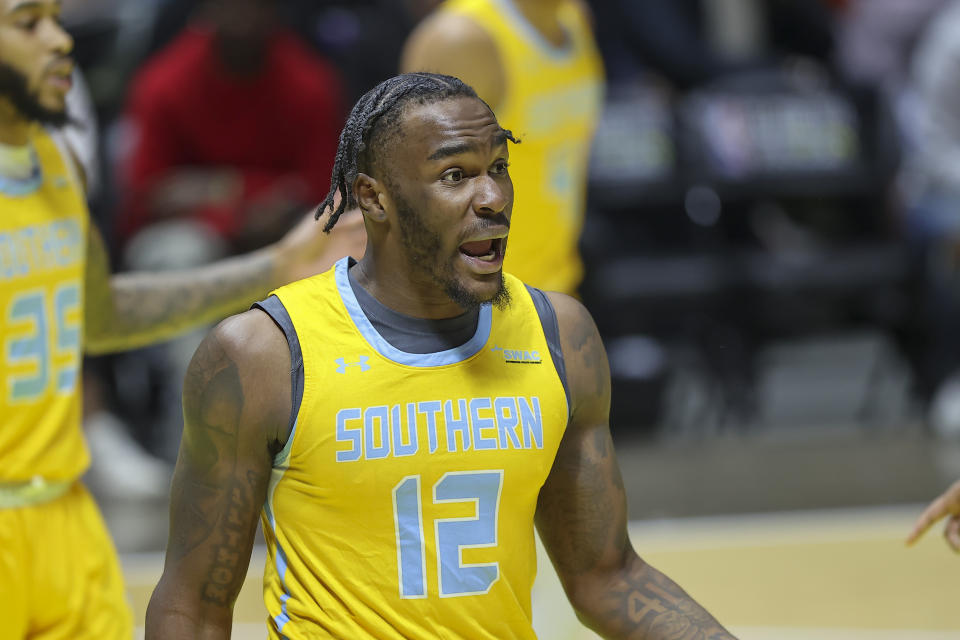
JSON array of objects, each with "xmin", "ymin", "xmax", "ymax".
[
  {"xmin": 43, "ymin": 17, "xmax": 74, "ymax": 56},
  {"xmin": 473, "ymin": 173, "xmax": 510, "ymax": 217}
]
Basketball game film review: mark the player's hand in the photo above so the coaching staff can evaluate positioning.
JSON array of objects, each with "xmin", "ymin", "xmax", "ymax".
[
  {"xmin": 906, "ymin": 479, "xmax": 960, "ymax": 551},
  {"xmin": 273, "ymin": 205, "xmax": 367, "ymax": 284}
]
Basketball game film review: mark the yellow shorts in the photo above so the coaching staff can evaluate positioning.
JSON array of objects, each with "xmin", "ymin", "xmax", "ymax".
[{"xmin": 0, "ymin": 482, "xmax": 133, "ymax": 639}]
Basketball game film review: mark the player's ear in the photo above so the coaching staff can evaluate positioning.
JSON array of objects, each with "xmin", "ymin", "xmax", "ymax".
[{"xmin": 354, "ymin": 173, "xmax": 388, "ymax": 222}]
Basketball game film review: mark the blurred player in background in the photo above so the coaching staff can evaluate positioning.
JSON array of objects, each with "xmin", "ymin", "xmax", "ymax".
[
  {"xmin": 402, "ymin": 0, "xmax": 603, "ymax": 295},
  {"xmin": 0, "ymin": 0, "xmax": 362, "ymax": 636}
]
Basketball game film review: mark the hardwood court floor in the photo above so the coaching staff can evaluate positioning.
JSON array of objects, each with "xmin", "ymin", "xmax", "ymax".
[{"xmin": 126, "ymin": 504, "xmax": 959, "ymax": 639}]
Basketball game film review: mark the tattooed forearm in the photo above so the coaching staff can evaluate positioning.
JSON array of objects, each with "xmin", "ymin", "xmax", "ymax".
[
  {"xmin": 84, "ymin": 229, "xmax": 278, "ymax": 354},
  {"xmin": 202, "ymin": 471, "xmax": 264, "ymax": 605},
  {"xmin": 582, "ymin": 556, "xmax": 735, "ymax": 640}
]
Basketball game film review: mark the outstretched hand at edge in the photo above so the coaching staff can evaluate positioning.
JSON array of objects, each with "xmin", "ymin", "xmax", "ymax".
[{"xmin": 906, "ymin": 479, "xmax": 960, "ymax": 551}]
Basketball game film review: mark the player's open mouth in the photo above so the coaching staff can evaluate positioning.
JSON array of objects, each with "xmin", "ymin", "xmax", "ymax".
[
  {"xmin": 45, "ymin": 60, "xmax": 74, "ymax": 92},
  {"xmin": 45, "ymin": 73, "xmax": 72, "ymax": 92},
  {"xmin": 458, "ymin": 236, "xmax": 505, "ymax": 273}
]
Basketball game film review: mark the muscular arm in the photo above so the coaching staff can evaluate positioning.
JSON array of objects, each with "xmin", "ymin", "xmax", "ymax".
[
  {"xmin": 400, "ymin": 10, "xmax": 505, "ymax": 110},
  {"xmin": 535, "ymin": 293, "xmax": 735, "ymax": 640},
  {"xmin": 83, "ymin": 209, "xmax": 365, "ymax": 354},
  {"xmin": 84, "ymin": 226, "xmax": 275, "ymax": 354},
  {"xmin": 145, "ymin": 310, "xmax": 292, "ymax": 638}
]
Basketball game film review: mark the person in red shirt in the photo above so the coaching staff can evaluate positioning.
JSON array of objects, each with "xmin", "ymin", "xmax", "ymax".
[{"xmin": 119, "ymin": 0, "xmax": 346, "ymax": 255}]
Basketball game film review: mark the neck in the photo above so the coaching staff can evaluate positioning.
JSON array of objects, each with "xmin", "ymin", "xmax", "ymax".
[
  {"xmin": 0, "ymin": 100, "xmax": 32, "ymax": 145},
  {"xmin": 512, "ymin": 0, "xmax": 566, "ymax": 44},
  {"xmin": 353, "ymin": 253, "xmax": 470, "ymax": 320}
]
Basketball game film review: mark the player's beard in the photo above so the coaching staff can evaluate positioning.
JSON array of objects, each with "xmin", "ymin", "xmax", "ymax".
[
  {"xmin": 0, "ymin": 61, "xmax": 70, "ymax": 128},
  {"xmin": 394, "ymin": 193, "xmax": 511, "ymax": 312}
]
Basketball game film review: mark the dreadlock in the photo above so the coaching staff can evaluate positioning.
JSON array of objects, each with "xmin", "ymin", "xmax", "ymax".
[{"xmin": 315, "ymin": 72, "xmax": 517, "ymax": 232}]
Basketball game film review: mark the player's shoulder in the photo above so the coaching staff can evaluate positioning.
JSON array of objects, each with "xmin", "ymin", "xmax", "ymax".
[
  {"xmin": 402, "ymin": 7, "xmax": 504, "ymax": 106},
  {"xmin": 183, "ymin": 309, "xmax": 293, "ymax": 449},
  {"xmin": 541, "ymin": 291, "xmax": 609, "ymax": 413},
  {"xmin": 206, "ymin": 308, "xmax": 290, "ymax": 377},
  {"xmin": 199, "ymin": 309, "xmax": 292, "ymax": 411},
  {"xmin": 402, "ymin": 7, "xmax": 497, "ymax": 66},
  {"xmin": 542, "ymin": 291, "xmax": 595, "ymax": 333}
]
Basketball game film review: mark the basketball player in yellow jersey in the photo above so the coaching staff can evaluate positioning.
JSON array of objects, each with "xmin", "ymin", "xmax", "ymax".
[
  {"xmin": 0, "ymin": 1, "xmax": 363, "ymax": 637},
  {"xmin": 147, "ymin": 73, "xmax": 732, "ymax": 639},
  {"xmin": 401, "ymin": 0, "xmax": 603, "ymax": 295}
]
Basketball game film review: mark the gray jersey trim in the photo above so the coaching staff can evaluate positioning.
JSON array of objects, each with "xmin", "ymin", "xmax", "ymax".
[
  {"xmin": 252, "ymin": 296, "xmax": 304, "ymax": 437},
  {"xmin": 524, "ymin": 285, "xmax": 571, "ymax": 416},
  {"xmin": 348, "ymin": 260, "xmax": 480, "ymax": 354}
]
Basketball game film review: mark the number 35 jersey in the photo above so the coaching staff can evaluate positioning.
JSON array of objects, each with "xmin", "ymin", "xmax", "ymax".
[
  {"xmin": 260, "ymin": 258, "xmax": 569, "ymax": 639},
  {"xmin": 1, "ymin": 126, "xmax": 88, "ymax": 483}
]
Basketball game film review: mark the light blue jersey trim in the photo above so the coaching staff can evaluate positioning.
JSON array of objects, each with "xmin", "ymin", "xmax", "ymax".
[
  {"xmin": 264, "ymin": 474, "xmax": 293, "ymax": 637},
  {"xmin": 492, "ymin": 0, "xmax": 574, "ymax": 61},
  {"xmin": 334, "ymin": 258, "xmax": 492, "ymax": 367},
  {"xmin": 0, "ymin": 171, "xmax": 42, "ymax": 197}
]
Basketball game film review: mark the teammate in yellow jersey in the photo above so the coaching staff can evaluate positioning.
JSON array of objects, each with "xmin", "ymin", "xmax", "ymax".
[
  {"xmin": 0, "ymin": 1, "xmax": 363, "ymax": 637},
  {"xmin": 401, "ymin": 0, "xmax": 603, "ymax": 295},
  {"xmin": 146, "ymin": 73, "xmax": 733, "ymax": 639}
]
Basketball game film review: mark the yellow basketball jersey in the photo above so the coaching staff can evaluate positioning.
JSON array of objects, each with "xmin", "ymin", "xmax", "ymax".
[
  {"xmin": 1, "ymin": 126, "xmax": 89, "ymax": 482},
  {"xmin": 260, "ymin": 259, "xmax": 568, "ymax": 638},
  {"xmin": 443, "ymin": 0, "xmax": 604, "ymax": 294}
]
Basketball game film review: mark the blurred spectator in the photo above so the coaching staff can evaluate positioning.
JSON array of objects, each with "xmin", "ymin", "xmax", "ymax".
[
  {"xmin": 401, "ymin": 0, "xmax": 604, "ymax": 295},
  {"xmin": 117, "ymin": 0, "xmax": 346, "ymax": 260},
  {"xmin": 899, "ymin": 1, "xmax": 960, "ymax": 433}
]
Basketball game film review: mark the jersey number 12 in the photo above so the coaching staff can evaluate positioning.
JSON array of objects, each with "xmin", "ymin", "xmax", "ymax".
[{"xmin": 392, "ymin": 470, "xmax": 503, "ymax": 598}]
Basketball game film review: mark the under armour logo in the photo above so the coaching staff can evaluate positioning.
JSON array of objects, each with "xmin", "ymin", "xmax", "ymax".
[{"xmin": 335, "ymin": 356, "xmax": 371, "ymax": 374}]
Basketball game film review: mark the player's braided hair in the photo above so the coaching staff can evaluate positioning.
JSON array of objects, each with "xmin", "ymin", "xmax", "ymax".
[{"xmin": 315, "ymin": 72, "xmax": 513, "ymax": 232}]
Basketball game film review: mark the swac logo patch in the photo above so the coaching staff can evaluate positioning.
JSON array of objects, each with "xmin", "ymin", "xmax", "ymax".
[
  {"xmin": 490, "ymin": 345, "xmax": 542, "ymax": 364},
  {"xmin": 335, "ymin": 356, "xmax": 371, "ymax": 374}
]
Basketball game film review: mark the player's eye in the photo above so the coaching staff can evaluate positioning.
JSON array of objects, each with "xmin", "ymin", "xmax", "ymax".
[
  {"xmin": 17, "ymin": 18, "xmax": 40, "ymax": 31},
  {"xmin": 492, "ymin": 161, "xmax": 510, "ymax": 175},
  {"xmin": 441, "ymin": 169, "xmax": 464, "ymax": 184}
]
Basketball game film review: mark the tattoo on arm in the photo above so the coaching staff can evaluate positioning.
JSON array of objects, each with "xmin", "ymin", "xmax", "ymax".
[
  {"xmin": 162, "ymin": 332, "xmax": 269, "ymax": 611},
  {"xmin": 200, "ymin": 470, "xmax": 264, "ymax": 605},
  {"xmin": 595, "ymin": 558, "xmax": 735, "ymax": 640},
  {"xmin": 84, "ymin": 226, "xmax": 278, "ymax": 354}
]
